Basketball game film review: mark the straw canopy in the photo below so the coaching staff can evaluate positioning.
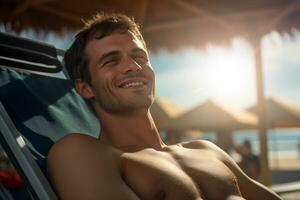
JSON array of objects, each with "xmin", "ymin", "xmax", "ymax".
[
  {"xmin": 247, "ymin": 97, "xmax": 300, "ymax": 128},
  {"xmin": 150, "ymin": 96, "xmax": 202, "ymax": 140},
  {"xmin": 163, "ymin": 100, "xmax": 257, "ymax": 132},
  {"xmin": 150, "ymin": 96, "xmax": 183, "ymax": 131},
  {"xmin": 1, "ymin": 0, "xmax": 300, "ymax": 51}
]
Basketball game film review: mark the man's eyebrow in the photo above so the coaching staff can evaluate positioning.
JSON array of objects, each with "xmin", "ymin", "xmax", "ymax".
[{"xmin": 131, "ymin": 48, "xmax": 147, "ymax": 55}]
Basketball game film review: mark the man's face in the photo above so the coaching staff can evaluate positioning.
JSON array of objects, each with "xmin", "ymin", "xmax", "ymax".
[{"xmin": 82, "ymin": 31, "xmax": 155, "ymax": 114}]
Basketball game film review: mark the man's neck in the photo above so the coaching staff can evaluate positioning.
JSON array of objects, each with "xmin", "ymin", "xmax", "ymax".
[{"xmin": 97, "ymin": 109, "xmax": 166, "ymax": 152}]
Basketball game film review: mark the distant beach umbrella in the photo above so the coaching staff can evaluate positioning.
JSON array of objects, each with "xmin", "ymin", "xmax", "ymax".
[
  {"xmin": 151, "ymin": 96, "xmax": 202, "ymax": 142},
  {"xmin": 163, "ymin": 100, "xmax": 257, "ymax": 132},
  {"xmin": 247, "ymin": 97, "xmax": 300, "ymax": 128},
  {"xmin": 150, "ymin": 96, "xmax": 183, "ymax": 131},
  {"xmin": 247, "ymin": 97, "xmax": 300, "ymax": 169},
  {"xmin": 162, "ymin": 99, "xmax": 257, "ymax": 151}
]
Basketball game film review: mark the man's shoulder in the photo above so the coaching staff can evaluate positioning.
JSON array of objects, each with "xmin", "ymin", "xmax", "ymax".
[
  {"xmin": 179, "ymin": 139, "xmax": 241, "ymax": 163},
  {"xmin": 46, "ymin": 134, "xmax": 140, "ymax": 199},
  {"xmin": 47, "ymin": 133, "xmax": 120, "ymax": 171},
  {"xmin": 179, "ymin": 139, "xmax": 219, "ymax": 150},
  {"xmin": 49, "ymin": 133, "xmax": 115, "ymax": 156}
]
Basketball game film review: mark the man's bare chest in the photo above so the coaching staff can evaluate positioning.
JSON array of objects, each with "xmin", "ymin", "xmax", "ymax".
[{"xmin": 120, "ymin": 147, "xmax": 242, "ymax": 200}]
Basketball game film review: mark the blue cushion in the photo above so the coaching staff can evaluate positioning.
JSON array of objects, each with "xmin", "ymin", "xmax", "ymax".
[{"xmin": 0, "ymin": 69, "xmax": 99, "ymax": 171}]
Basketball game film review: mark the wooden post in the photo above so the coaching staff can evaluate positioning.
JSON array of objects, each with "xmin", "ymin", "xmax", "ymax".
[{"xmin": 252, "ymin": 37, "xmax": 271, "ymax": 186}]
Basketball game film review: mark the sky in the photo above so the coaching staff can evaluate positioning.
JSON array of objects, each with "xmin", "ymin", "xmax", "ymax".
[
  {"xmin": 2, "ymin": 27, "xmax": 300, "ymax": 111},
  {"xmin": 150, "ymin": 31, "xmax": 300, "ymax": 110}
]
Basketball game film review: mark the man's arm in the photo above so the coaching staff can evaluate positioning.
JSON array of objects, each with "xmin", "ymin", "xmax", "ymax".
[
  {"xmin": 47, "ymin": 134, "xmax": 140, "ymax": 200},
  {"xmin": 185, "ymin": 140, "xmax": 282, "ymax": 200}
]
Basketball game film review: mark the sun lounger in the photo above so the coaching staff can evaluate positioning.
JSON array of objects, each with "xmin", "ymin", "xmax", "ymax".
[{"xmin": 0, "ymin": 32, "xmax": 99, "ymax": 199}]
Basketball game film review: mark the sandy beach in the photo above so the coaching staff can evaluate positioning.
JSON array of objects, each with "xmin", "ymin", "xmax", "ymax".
[
  {"xmin": 280, "ymin": 191, "xmax": 300, "ymax": 200},
  {"xmin": 270, "ymin": 156, "xmax": 300, "ymax": 170}
]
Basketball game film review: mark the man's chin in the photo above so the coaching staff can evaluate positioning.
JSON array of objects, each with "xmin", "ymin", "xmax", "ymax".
[{"xmin": 126, "ymin": 97, "xmax": 153, "ymax": 110}]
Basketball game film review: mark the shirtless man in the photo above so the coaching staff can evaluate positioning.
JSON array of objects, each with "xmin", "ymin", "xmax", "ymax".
[{"xmin": 47, "ymin": 13, "xmax": 282, "ymax": 200}]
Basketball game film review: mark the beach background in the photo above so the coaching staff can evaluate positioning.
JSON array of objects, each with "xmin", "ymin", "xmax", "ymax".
[
  {"xmin": 199, "ymin": 128, "xmax": 300, "ymax": 199},
  {"xmin": 201, "ymin": 129, "xmax": 300, "ymax": 180}
]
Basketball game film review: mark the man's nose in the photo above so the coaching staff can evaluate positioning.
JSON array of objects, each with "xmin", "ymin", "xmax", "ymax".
[{"xmin": 121, "ymin": 56, "xmax": 142, "ymax": 74}]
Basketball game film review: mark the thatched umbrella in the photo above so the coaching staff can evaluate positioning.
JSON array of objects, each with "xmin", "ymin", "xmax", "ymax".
[
  {"xmin": 1, "ymin": 0, "xmax": 300, "ymax": 185},
  {"xmin": 162, "ymin": 100, "xmax": 257, "ymax": 149},
  {"xmin": 163, "ymin": 100, "xmax": 257, "ymax": 132},
  {"xmin": 150, "ymin": 96, "xmax": 184, "ymax": 131},
  {"xmin": 151, "ymin": 96, "xmax": 202, "ymax": 143},
  {"xmin": 1, "ymin": 0, "xmax": 300, "ymax": 51},
  {"xmin": 247, "ymin": 97, "xmax": 300, "ymax": 168},
  {"xmin": 247, "ymin": 97, "xmax": 300, "ymax": 128}
]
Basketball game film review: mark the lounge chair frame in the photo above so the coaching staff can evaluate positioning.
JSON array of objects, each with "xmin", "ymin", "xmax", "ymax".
[{"xmin": 0, "ymin": 101, "xmax": 57, "ymax": 200}]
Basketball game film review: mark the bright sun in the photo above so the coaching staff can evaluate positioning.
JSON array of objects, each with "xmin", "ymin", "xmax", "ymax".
[{"xmin": 202, "ymin": 46, "xmax": 254, "ymax": 102}]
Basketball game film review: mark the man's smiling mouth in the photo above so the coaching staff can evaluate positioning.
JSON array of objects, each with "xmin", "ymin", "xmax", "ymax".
[
  {"xmin": 120, "ymin": 81, "xmax": 145, "ymax": 88},
  {"xmin": 118, "ymin": 77, "xmax": 149, "ymax": 89}
]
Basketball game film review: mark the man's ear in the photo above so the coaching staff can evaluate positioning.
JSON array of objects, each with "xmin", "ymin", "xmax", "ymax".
[{"xmin": 75, "ymin": 79, "xmax": 94, "ymax": 99}]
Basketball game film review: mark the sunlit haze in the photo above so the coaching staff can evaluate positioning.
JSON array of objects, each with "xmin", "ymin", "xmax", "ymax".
[
  {"xmin": 150, "ymin": 38, "xmax": 257, "ymax": 109},
  {"xmin": 150, "ymin": 31, "xmax": 300, "ymax": 110},
  {"xmin": 201, "ymin": 42, "xmax": 255, "ymax": 108}
]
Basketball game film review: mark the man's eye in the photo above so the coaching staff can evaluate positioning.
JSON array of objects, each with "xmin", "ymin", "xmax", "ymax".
[
  {"xmin": 134, "ymin": 55, "xmax": 148, "ymax": 64},
  {"xmin": 103, "ymin": 59, "xmax": 118, "ymax": 67}
]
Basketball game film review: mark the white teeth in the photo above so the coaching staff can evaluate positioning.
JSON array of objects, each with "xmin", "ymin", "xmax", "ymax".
[{"xmin": 122, "ymin": 81, "xmax": 144, "ymax": 88}]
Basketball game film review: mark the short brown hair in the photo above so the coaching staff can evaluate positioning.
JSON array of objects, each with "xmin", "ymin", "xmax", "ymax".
[{"xmin": 64, "ymin": 13, "xmax": 146, "ymax": 84}]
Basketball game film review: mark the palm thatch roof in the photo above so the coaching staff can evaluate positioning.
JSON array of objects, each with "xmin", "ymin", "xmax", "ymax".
[
  {"xmin": 151, "ymin": 96, "xmax": 202, "ymax": 137},
  {"xmin": 163, "ymin": 100, "xmax": 257, "ymax": 132},
  {"xmin": 150, "ymin": 96, "xmax": 184, "ymax": 131},
  {"xmin": 1, "ymin": 0, "xmax": 300, "ymax": 51},
  {"xmin": 247, "ymin": 97, "xmax": 300, "ymax": 128}
]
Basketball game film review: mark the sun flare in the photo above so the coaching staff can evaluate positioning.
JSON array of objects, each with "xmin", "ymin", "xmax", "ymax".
[{"xmin": 203, "ymin": 46, "xmax": 254, "ymax": 101}]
